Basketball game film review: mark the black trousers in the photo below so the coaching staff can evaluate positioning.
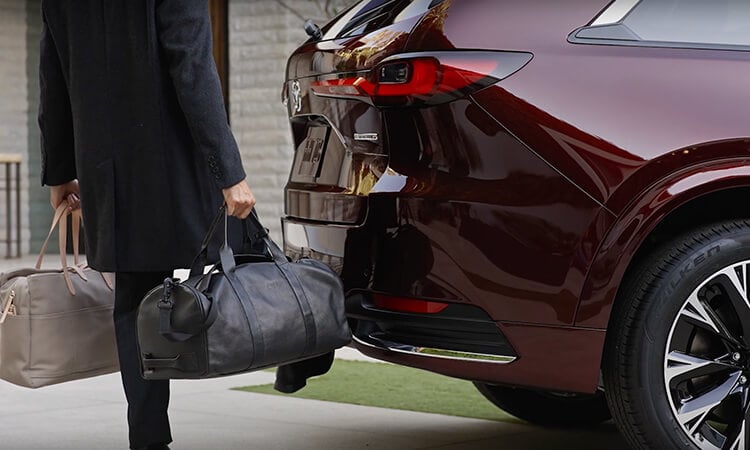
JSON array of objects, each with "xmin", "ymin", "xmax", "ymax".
[{"xmin": 114, "ymin": 272, "xmax": 173, "ymax": 449}]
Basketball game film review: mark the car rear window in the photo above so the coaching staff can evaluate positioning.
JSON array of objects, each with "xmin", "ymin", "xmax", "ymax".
[
  {"xmin": 322, "ymin": 0, "xmax": 444, "ymax": 40},
  {"xmin": 571, "ymin": 0, "xmax": 750, "ymax": 50}
]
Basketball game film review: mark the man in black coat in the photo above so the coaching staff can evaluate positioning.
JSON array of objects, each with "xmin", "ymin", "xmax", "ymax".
[{"xmin": 38, "ymin": 1, "xmax": 255, "ymax": 448}]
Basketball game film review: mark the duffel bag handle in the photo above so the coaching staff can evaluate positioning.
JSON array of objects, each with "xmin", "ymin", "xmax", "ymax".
[
  {"xmin": 245, "ymin": 209, "xmax": 288, "ymax": 264},
  {"xmin": 219, "ymin": 208, "xmax": 289, "ymax": 272},
  {"xmin": 184, "ymin": 206, "xmax": 269, "ymax": 363},
  {"xmin": 188, "ymin": 204, "xmax": 229, "ymax": 276},
  {"xmin": 189, "ymin": 206, "xmax": 288, "ymax": 278},
  {"xmin": 240, "ymin": 212, "xmax": 273, "ymax": 256}
]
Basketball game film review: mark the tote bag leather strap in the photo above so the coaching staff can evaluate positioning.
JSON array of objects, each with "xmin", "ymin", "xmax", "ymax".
[
  {"xmin": 35, "ymin": 202, "xmax": 107, "ymax": 296},
  {"xmin": 57, "ymin": 209, "xmax": 95, "ymax": 295},
  {"xmin": 35, "ymin": 203, "xmax": 68, "ymax": 269},
  {"xmin": 35, "ymin": 203, "xmax": 77, "ymax": 294}
]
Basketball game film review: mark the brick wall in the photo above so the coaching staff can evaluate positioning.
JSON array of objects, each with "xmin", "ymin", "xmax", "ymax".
[
  {"xmin": 25, "ymin": 1, "xmax": 48, "ymax": 254},
  {"xmin": 0, "ymin": 0, "xmax": 31, "ymax": 255},
  {"xmin": 228, "ymin": 0, "xmax": 355, "ymax": 241},
  {"xmin": 5, "ymin": 0, "xmax": 356, "ymax": 255}
]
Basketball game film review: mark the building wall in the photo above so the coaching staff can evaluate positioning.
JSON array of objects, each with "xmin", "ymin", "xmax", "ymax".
[
  {"xmin": 26, "ymin": 1, "xmax": 48, "ymax": 254},
  {"xmin": 228, "ymin": 0, "xmax": 354, "ymax": 241},
  {"xmin": 6, "ymin": 0, "xmax": 356, "ymax": 256},
  {"xmin": 0, "ymin": 0, "xmax": 32, "ymax": 255}
]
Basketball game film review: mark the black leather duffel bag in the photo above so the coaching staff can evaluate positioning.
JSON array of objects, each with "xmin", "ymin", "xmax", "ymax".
[{"xmin": 136, "ymin": 207, "xmax": 351, "ymax": 379}]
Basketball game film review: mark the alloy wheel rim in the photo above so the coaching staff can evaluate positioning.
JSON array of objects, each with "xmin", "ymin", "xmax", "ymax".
[{"xmin": 665, "ymin": 261, "xmax": 750, "ymax": 450}]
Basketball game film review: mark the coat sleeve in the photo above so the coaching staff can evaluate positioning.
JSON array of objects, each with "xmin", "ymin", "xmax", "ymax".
[
  {"xmin": 155, "ymin": 0, "xmax": 247, "ymax": 189},
  {"xmin": 38, "ymin": 10, "xmax": 77, "ymax": 187}
]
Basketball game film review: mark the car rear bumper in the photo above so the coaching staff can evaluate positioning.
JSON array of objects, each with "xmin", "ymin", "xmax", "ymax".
[
  {"xmin": 347, "ymin": 291, "xmax": 518, "ymax": 363},
  {"xmin": 282, "ymin": 215, "xmax": 605, "ymax": 394},
  {"xmin": 352, "ymin": 318, "xmax": 606, "ymax": 394}
]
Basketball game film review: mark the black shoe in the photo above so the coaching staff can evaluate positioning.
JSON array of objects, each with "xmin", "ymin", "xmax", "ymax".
[{"xmin": 133, "ymin": 444, "xmax": 170, "ymax": 450}]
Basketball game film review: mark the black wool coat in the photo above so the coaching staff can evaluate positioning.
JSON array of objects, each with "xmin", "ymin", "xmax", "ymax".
[{"xmin": 39, "ymin": 0, "xmax": 246, "ymax": 272}]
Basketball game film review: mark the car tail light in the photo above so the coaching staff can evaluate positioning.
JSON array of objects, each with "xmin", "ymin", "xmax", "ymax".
[
  {"xmin": 372, "ymin": 294, "xmax": 450, "ymax": 314},
  {"xmin": 311, "ymin": 51, "xmax": 532, "ymax": 107}
]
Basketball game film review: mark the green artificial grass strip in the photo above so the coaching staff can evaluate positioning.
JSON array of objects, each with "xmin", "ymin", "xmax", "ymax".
[{"xmin": 234, "ymin": 359, "xmax": 519, "ymax": 423}]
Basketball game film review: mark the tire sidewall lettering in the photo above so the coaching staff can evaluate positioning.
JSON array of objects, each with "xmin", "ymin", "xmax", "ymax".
[{"xmin": 640, "ymin": 234, "xmax": 750, "ymax": 448}]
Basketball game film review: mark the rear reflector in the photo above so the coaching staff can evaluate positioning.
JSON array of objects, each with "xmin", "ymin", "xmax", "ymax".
[
  {"xmin": 372, "ymin": 294, "xmax": 450, "ymax": 314},
  {"xmin": 311, "ymin": 50, "xmax": 532, "ymax": 107}
]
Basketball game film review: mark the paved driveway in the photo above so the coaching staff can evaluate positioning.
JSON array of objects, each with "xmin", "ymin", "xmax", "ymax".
[{"xmin": 0, "ymin": 363, "xmax": 628, "ymax": 450}]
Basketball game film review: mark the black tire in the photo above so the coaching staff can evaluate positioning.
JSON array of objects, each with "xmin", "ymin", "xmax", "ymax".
[
  {"xmin": 474, "ymin": 383, "xmax": 611, "ymax": 428},
  {"xmin": 604, "ymin": 220, "xmax": 750, "ymax": 450}
]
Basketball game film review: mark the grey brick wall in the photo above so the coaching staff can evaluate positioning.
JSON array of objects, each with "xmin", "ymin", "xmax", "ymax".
[
  {"xmin": 25, "ymin": 1, "xmax": 49, "ymax": 254},
  {"xmin": 0, "ymin": 0, "xmax": 31, "ymax": 255},
  {"xmin": 228, "ymin": 0, "xmax": 354, "ymax": 241},
  {"xmin": 4, "ymin": 0, "xmax": 356, "ymax": 256}
]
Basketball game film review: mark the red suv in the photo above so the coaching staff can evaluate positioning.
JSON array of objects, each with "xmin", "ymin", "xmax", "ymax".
[{"xmin": 281, "ymin": 1, "xmax": 750, "ymax": 448}]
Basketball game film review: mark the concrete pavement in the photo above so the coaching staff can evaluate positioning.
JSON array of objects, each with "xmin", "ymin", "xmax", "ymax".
[
  {"xmin": 0, "ymin": 255, "xmax": 629, "ymax": 449},
  {"xmin": 0, "ymin": 351, "xmax": 629, "ymax": 450}
]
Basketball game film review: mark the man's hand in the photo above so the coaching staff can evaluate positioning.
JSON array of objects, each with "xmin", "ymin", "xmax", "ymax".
[
  {"xmin": 222, "ymin": 179, "xmax": 256, "ymax": 219},
  {"xmin": 50, "ymin": 179, "xmax": 81, "ymax": 211}
]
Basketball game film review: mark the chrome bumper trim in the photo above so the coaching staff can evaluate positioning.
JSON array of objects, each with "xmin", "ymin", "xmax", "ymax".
[{"xmin": 352, "ymin": 334, "xmax": 517, "ymax": 365}]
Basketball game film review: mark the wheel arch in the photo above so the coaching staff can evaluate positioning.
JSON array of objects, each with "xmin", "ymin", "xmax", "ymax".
[{"xmin": 576, "ymin": 160, "xmax": 750, "ymax": 331}]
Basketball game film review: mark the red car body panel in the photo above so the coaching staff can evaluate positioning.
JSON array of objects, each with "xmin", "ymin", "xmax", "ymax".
[
  {"xmin": 578, "ymin": 160, "xmax": 750, "ymax": 328},
  {"xmin": 359, "ymin": 323, "xmax": 606, "ymax": 393},
  {"xmin": 283, "ymin": 0, "xmax": 750, "ymax": 394}
]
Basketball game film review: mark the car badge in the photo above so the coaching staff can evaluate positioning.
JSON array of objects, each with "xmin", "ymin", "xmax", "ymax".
[
  {"xmin": 290, "ymin": 80, "xmax": 302, "ymax": 113},
  {"xmin": 354, "ymin": 133, "xmax": 379, "ymax": 142}
]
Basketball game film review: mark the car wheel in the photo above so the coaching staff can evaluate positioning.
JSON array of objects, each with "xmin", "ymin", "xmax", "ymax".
[
  {"xmin": 604, "ymin": 220, "xmax": 750, "ymax": 450},
  {"xmin": 473, "ymin": 383, "xmax": 611, "ymax": 427}
]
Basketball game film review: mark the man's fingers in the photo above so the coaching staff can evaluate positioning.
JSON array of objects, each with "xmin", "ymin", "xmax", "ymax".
[
  {"xmin": 222, "ymin": 180, "xmax": 256, "ymax": 219},
  {"xmin": 50, "ymin": 179, "xmax": 81, "ymax": 210},
  {"xmin": 226, "ymin": 201, "xmax": 255, "ymax": 219},
  {"xmin": 65, "ymin": 193, "xmax": 81, "ymax": 210}
]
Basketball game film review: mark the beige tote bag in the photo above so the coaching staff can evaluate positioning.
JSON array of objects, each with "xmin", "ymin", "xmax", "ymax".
[{"xmin": 0, "ymin": 203, "xmax": 118, "ymax": 388}]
